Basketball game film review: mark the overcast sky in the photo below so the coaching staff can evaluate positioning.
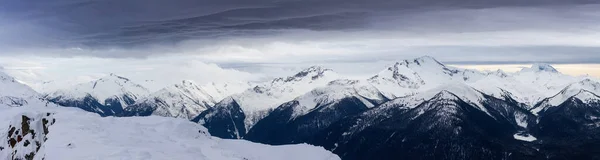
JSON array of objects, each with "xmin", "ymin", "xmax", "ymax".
[{"xmin": 0, "ymin": 0, "xmax": 599, "ymax": 92}]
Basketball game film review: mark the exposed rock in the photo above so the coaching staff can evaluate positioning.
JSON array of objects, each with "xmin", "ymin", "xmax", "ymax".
[{"xmin": 1, "ymin": 113, "xmax": 55, "ymax": 160}]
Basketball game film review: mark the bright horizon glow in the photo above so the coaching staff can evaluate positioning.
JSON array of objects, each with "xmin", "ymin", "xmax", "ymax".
[{"xmin": 452, "ymin": 64, "xmax": 600, "ymax": 78}]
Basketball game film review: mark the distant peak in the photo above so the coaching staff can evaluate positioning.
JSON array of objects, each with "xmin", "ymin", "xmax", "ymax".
[
  {"xmin": 104, "ymin": 73, "xmax": 130, "ymax": 81},
  {"xmin": 181, "ymin": 80, "xmax": 198, "ymax": 86},
  {"xmin": 414, "ymin": 56, "xmax": 441, "ymax": 63},
  {"xmin": 520, "ymin": 63, "xmax": 559, "ymax": 73},
  {"xmin": 578, "ymin": 78, "xmax": 595, "ymax": 84},
  {"xmin": 274, "ymin": 66, "xmax": 334, "ymax": 83},
  {"xmin": 488, "ymin": 69, "xmax": 509, "ymax": 78},
  {"xmin": 393, "ymin": 56, "xmax": 445, "ymax": 68},
  {"xmin": 297, "ymin": 66, "xmax": 332, "ymax": 75}
]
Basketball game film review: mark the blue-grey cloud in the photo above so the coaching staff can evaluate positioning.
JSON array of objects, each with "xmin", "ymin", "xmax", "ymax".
[
  {"xmin": 0, "ymin": 0, "xmax": 599, "ymax": 68},
  {"xmin": 1, "ymin": 0, "xmax": 598, "ymax": 47}
]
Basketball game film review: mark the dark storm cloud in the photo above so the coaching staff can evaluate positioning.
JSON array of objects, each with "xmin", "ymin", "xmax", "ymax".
[
  {"xmin": 0, "ymin": 0, "xmax": 600, "ymax": 65},
  {"xmin": 1, "ymin": 0, "xmax": 598, "ymax": 47}
]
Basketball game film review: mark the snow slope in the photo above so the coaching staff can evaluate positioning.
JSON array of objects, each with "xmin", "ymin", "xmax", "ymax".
[
  {"xmin": 200, "ymin": 81, "xmax": 253, "ymax": 102},
  {"xmin": 123, "ymin": 80, "xmax": 218, "ymax": 120},
  {"xmin": 0, "ymin": 71, "xmax": 49, "ymax": 107},
  {"xmin": 0, "ymin": 106, "xmax": 340, "ymax": 160},
  {"xmin": 470, "ymin": 70, "xmax": 545, "ymax": 108}
]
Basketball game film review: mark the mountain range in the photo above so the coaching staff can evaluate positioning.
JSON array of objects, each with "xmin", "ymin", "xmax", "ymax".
[
  {"xmin": 2, "ymin": 56, "xmax": 600, "ymax": 159},
  {"xmin": 0, "ymin": 69, "xmax": 338, "ymax": 160}
]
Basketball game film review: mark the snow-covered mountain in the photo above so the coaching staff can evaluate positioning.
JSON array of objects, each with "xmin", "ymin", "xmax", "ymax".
[
  {"xmin": 242, "ymin": 57, "xmax": 600, "ymax": 160},
  {"xmin": 534, "ymin": 82, "xmax": 600, "ymax": 159},
  {"xmin": 0, "ymin": 106, "xmax": 340, "ymax": 160},
  {"xmin": 10, "ymin": 56, "xmax": 599, "ymax": 160},
  {"xmin": 511, "ymin": 63, "xmax": 582, "ymax": 105},
  {"xmin": 122, "ymin": 80, "xmax": 218, "ymax": 120},
  {"xmin": 309, "ymin": 83, "xmax": 538, "ymax": 160},
  {"xmin": 531, "ymin": 78, "xmax": 600, "ymax": 115},
  {"xmin": 45, "ymin": 74, "xmax": 150, "ymax": 116},
  {"xmin": 245, "ymin": 79, "xmax": 388, "ymax": 144},
  {"xmin": 193, "ymin": 66, "xmax": 341, "ymax": 139},
  {"xmin": 0, "ymin": 71, "xmax": 49, "ymax": 107},
  {"xmin": 368, "ymin": 56, "xmax": 486, "ymax": 99},
  {"xmin": 470, "ymin": 70, "xmax": 544, "ymax": 108}
]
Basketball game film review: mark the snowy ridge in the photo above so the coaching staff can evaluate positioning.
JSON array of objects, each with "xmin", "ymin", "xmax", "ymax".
[
  {"xmin": 368, "ymin": 56, "xmax": 486, "ymax": 99},
  {"xmin": 572, "ymin": 90, "xmax": 600, "ymax": 104},
  {"xmin": 229, "ymin": 66, "xmax": 341, "ymax": 129},
  {"xmin": 46, "ymin": 74, "xmax": 150, "ymax": 107},
  {"xmin": 0, "ymin": 106, "xmax": 340, "ymax": 160},
  {"xmin": 338, "ymin": 83, "xmax": 489, "ymax": 142},
  {"xmin": 532, "ymin": 79, "xmax": 600, "ymax": 114},
  {"xmin": 470, "ymin": 71, "xmax": 544, "ymax": 107},
  {"xmin": 548, "ymin": 79, "xmax": 600, "ymax": 106},
  {"xmin": 381, "ymin": 82, "xmax": 488, "ymax": 114},
  {"xmin": 290, "ymin": 79, "xmax": 386, "ymax": 119},
  {"xmin": 0, "ymin": 71, "xmax": 48, "ymax": 107},
  {"xmin": 124, "ymin": 80, "xmax": 218, "ymax": 120}
]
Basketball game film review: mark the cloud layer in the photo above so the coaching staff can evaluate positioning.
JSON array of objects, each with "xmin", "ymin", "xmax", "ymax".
[{"xmin": 0, "ymin": 1, "xmax": 599, "ymax": 91}]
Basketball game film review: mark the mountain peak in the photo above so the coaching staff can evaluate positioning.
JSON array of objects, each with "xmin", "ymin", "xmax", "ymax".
[
  {"xmin": 180, "ymin": 80, "xmax": 198, "ymax": 86},
  {"xmin": 395, "ymin": 56, "xmax": 444, "ymax": 67},
  {"xmin": 414, "ymin": 56, "xmax": 443, "ymax": 64},
  {"xmin": 102, "ymin": 73, "xmax": 131, "ymax": 82},
  {"xmin": 295, "ymin": 66, "xmax": 332, "ymax": 76},
  {"xmin": 387, "ymin": 56, "xmax": 446, "ymax": 73},
  {"xmin": 488, "ymin": 69, "xmax": 509, "ymax": 78},
  {"xmin": 520, "ymin": 63, "xmax": 559, "ymax": 73},
  {"xmin": 273, "ymin": 66, "xmax": 335, "ymax": 83}
]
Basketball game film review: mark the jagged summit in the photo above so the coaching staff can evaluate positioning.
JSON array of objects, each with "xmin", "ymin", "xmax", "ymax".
[
  {"xmin": 387, "ymin": 56, "xmax": 445, "ymax": 71},
  {"xmin": 520, "ymin": 63, "xmax": 559, "ymax": 73},
  {"xmin": 180, "ymin": 80, "xmax": 198, "ymax": 87},
  {"xmin": 487, "ymin": 69, "xmax": 509, "ymax": 78},
  {"xmin": 273, "ymin": 66, "xmax": 335, "ymax": 83},
  {"xmin": 403, "ymin": 56, "xmax": 444, "ymax": 66},
  {"xmin": 368, "ymin": 56, "xmax": 486, "ymax": 99},
  {"xmin": 104, "ymin": 73, "xmax": 131, "ymax": 81},
  {"xmin": 296, "ymin": 66, "xmax": 332, "ymax": 75}
]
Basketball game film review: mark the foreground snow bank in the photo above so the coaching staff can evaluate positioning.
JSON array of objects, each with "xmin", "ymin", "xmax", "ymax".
[{"xmin": 0, "ymin": 106, "xmax": 340, "ymax": 160}]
